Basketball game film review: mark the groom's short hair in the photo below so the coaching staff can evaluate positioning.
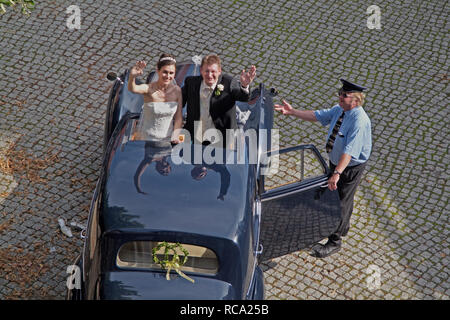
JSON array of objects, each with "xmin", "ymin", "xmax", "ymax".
[{"xmin": 201, "ymin": 54, "xmax": 221, "ymax": 69}]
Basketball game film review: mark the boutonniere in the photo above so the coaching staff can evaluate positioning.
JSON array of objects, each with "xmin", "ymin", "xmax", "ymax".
[{"xmin": 214, "ymin": 84, "xmax": 224, "ymax": 96}]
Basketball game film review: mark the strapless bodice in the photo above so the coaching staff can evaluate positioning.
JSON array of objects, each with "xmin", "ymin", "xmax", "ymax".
[{"xmin": 135, "ymin": 101, "xmax": 178, "ymax": 142}]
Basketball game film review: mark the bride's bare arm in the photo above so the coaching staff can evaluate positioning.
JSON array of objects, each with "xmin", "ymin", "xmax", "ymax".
[{"xmin": 128, "ymin": 60, "xmax": 150, "ymax": 95}]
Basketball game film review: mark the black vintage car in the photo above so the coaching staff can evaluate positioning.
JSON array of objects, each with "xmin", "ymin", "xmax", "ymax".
[{"xmin": 67, "ymin": 57, "xmax": 341, "ymax": 300}]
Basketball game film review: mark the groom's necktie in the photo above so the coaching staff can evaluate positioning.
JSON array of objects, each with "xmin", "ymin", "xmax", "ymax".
[
  {"xmin": 326, "ymin": 111, "xmax": 345, "ymax": 153},
  {"xmin": 201, "ymin": 86, "xmax": 214, "ymax": 99}
]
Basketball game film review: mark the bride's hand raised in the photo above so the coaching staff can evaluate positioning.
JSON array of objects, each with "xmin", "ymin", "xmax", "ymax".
[{"xmin": 130, "ymin": 60, "xmax": 147, "ymax": 77}]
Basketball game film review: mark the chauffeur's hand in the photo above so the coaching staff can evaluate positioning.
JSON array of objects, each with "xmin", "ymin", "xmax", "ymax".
[
  {"xmin": 328, "ymin": 173, "xmax": 340, "ymax": 191},
  {"xmin": 274, "ymin": 99, "xmax": 294, "ymax": 115}
]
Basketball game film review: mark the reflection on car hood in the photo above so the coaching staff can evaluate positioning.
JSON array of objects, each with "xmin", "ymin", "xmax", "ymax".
[
  {"xmin": 102, "ymin": 141, "xmax": 254, "ymax": 241},
  {"xmin": 101, "ymin": 271, "xmax": 237, "ymax": 300}
]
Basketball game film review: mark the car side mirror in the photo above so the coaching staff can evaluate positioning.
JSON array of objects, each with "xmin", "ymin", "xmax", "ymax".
[{"xmin": 107, "ymin": 71, "xmax": 124, "ymax": 84}]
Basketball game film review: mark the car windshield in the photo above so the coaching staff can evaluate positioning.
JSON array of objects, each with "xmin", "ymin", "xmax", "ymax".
[{"xmin": 116, "ymin": 241, "xmax": 219, "ymax": 275}]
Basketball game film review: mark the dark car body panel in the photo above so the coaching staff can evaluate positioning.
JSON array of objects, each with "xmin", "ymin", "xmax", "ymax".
[
  {"xmin": 101, "ymin": 229, "xmax": 248, "ymax": 299},
  {"xmin": 102, "ymin": 141, "xmax": 254, "ymax": 238},
  {"xmin": 102, "ymin": 271, "xmax": 237, "ymax": 300}
]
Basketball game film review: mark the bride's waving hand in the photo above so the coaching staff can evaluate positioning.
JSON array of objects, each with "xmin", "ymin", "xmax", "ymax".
[{"xmin": 128, "ymin": 60, "xmax": 150, "ymax": 95}]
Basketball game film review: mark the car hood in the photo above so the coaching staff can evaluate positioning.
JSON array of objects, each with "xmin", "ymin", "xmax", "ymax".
[{"xmin": 101, "ymin": 271, "xmax": 238, "ymax": 300}]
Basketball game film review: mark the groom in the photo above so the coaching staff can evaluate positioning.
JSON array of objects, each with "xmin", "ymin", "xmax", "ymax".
[{"xmin": 182, "ymin": 54, "xmax": 256, "ymax": 147}]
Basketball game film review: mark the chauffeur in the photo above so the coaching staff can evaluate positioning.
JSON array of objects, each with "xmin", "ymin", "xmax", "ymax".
[{"xmin": 274, "ymin": 79, "xmax": 372, "ymax": 258}]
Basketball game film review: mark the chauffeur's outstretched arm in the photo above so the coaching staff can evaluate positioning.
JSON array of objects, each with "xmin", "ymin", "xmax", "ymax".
[{"xmin": 274, "ymin": 99, "xmax": 317, "ymax": 122}]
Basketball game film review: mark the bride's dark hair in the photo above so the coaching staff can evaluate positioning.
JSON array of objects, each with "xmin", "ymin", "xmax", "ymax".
[{"xmin": 157, "ymin": 53, "xmax": 176, "ymax": 70}]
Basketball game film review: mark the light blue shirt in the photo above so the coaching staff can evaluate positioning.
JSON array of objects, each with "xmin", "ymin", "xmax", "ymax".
[{"xmin": 314, "ymin": 105, "xmax": 372, "ymax": 167}]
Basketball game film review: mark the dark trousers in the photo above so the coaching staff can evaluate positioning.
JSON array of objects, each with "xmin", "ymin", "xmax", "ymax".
[{"xmin": 329, "ymin": 161, "xmax": 367, "ymax": 240}]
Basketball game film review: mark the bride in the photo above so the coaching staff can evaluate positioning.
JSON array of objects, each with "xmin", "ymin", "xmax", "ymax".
[{"xmin": 128, "ymin": 54, "xmax": 183, "ymax": 144}]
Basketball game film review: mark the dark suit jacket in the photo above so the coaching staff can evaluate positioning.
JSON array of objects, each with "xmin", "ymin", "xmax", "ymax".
[{"xmin": 182, "ymin": 74, "xmax": 250, "ymax": 144}]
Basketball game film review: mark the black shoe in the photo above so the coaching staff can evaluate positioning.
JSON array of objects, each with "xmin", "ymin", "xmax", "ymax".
[{"xmin": 310, "ymin": 238, "xmax": 341, "ymax": 258}]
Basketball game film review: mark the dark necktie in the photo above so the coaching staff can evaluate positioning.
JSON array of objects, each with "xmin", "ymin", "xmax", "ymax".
[{"xmin": 326, "ymin": 111, "xmax": 345, "ymax": 153}]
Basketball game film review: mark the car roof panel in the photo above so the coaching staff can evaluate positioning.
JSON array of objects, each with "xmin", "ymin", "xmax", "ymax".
[{"xmin": 101, "ymin": 140, "xmax": 253, "ymax": 241}]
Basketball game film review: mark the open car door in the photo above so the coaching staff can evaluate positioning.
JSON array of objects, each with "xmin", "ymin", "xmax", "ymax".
[{"xmin": 258, "ymin": 144, "xmax": 342, "ymax": 260}]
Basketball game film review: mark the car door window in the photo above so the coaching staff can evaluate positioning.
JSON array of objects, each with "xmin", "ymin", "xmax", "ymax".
[
  {"xmin": 263, "ymin": 145, "xmax": 327, "ymax": 192},
  {"xmin": 258, "ymin": 145, "xmax": 341, "ymax": 258}
]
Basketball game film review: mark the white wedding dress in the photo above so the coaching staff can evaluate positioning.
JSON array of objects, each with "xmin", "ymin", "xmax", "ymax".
[{"xmin": 135, "ymin": 101, "xmax": 178, "ymax": 142}]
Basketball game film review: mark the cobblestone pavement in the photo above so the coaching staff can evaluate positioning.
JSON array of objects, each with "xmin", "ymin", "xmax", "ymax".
[{"xmin": 0, "ymin": 0, "xmax": 448, "ymax": 299}]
